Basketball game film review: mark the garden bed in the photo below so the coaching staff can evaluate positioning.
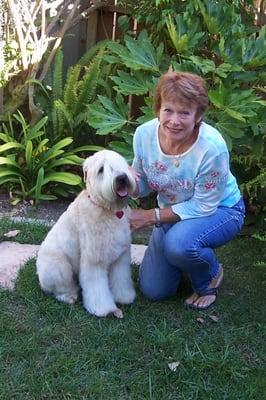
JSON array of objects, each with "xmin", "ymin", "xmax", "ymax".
[{"xmin": 0, "ymin": 193, "xmax": 71, "ymax": 223}]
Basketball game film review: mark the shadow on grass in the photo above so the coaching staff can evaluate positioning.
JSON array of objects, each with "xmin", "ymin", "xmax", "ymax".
[{"xmin": 0, "ymin": 222, "xmax": 265, "ymax": 399}]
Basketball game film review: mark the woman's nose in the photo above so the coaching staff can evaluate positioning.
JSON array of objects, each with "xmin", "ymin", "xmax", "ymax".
[{"xmin": 170, "ymin": 113, "xmax": 181, "ymax": 125}]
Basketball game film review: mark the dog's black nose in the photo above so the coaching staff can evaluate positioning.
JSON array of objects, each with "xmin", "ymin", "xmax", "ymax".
[{"xmin": 116, "ymin": 174, "xmax": 129, "ymax": 187}]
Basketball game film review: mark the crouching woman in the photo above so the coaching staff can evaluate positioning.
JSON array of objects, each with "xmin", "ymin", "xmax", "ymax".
[{"xmin": 130, "ymin": 71, "xmax": 245, "ymax": 310}]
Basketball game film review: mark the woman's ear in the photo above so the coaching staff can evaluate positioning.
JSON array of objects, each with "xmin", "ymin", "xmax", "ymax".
[{"xmin": 195, "ymin": 113, "xmax": 203, "ymax": 126}]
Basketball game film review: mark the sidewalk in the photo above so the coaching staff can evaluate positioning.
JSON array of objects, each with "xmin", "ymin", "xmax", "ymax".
[{"xmin": 0, "ymin": 241, "xmax": 147, "ymax": 289}]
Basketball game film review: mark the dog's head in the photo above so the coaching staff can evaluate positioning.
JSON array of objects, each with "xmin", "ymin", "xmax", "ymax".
[{"xmin": 83, "ymin": 150, "xmax": 136, "ymax": 208}]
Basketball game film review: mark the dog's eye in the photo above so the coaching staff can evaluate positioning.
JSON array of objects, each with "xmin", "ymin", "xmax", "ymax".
[{"xmin": 98, "ymin": 166, "xmax": 104, "ymax": 174}]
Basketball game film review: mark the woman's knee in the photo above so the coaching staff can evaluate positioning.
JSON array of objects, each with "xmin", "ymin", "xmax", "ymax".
[
  {"xmin": 139, "ymin": 267, "xmax": 177, "ymax": 301},
  {"xmin": 163, "ymin": 234, "xmax": 190, "ymax": 266},
  {"xmin": 139, "ymin": 277, "xmax": 175, "ymax": 301}
]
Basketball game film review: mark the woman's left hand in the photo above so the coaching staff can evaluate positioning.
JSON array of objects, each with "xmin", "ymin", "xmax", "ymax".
[{"xmin": 130, "ymin": 209, "xmax": 155, "ymax": 231}]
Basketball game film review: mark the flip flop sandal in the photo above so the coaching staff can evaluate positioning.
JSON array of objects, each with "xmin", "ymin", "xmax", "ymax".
[{"xmin": 189, "ymin": 287, "xmax": 219, "ymax": 310}]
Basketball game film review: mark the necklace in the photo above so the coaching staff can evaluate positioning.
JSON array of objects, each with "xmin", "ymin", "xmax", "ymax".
[
  {"xmin": 173, "ymin": 158, "xmax": 180, "ymax": 168},
  {"xmin": 173, "ymin": 156, "xmax": 181, "ymax": 168}
]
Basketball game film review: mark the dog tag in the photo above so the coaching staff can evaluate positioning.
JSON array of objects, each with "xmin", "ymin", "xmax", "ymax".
[{"xmin": 116, "ymin": 211, "xmax": 124, "ymax": 219}]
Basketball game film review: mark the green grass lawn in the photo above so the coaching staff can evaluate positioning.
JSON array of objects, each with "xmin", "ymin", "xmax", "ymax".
[{"xmin": 0, "ymin": 218, "xmax": 265, "ymax": 400}]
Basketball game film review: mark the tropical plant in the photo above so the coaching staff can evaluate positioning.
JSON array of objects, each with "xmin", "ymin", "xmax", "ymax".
[
  {"xmin": 0, "ymin": 111, "xmax": 103, "ymax": 205},
  {"xmin": 36, "ymin": 42, "xmax": 112, "ymax": 148}
]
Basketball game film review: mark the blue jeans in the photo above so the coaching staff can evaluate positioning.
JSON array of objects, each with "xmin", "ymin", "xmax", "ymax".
[{"xmin": 139, "ymin": 198, "xmax": 245, "ymax": 300}]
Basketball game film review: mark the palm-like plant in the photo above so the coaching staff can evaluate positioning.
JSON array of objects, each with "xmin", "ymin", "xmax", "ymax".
[{"xmin": 0, "ymin": 111, "xmax": 103, "ymax": 205}]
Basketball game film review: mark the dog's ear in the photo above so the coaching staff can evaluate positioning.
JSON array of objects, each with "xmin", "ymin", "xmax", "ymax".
[{"xmin": 83, "ymin": 157, "xmax": 91, "ymax": 182}]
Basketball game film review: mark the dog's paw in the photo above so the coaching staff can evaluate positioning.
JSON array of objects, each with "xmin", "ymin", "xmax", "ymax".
[
  {"xmin": 84, "ymin": 302, "xmax": 118, "ymax": 318},
  {"xmin": 113, "ymin": 308, "xmax": 124, "ymax": 319},
  {"xmin": 56, "ymin": 293, "xmax": 78, "ymax": 304}
]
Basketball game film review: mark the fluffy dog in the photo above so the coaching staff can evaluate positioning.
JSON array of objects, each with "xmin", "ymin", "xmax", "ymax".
[{"xmin": 36, "ymin": 150, "xmax": 136, "ymax": 318}]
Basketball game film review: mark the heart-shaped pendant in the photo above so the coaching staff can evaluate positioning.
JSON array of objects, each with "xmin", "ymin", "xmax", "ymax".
[{"xmin": 116, "ymin": 211, "xmax": 124, "ymax": 219}]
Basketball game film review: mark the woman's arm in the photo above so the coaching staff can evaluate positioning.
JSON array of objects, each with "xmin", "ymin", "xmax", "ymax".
[{"xmin": 130, "ymin": 207, "xmax": 181, "ymax": 231}]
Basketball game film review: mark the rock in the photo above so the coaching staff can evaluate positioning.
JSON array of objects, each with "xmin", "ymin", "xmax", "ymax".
[
  {"xmin": 0, "ymin": 241, "xmax": 147, "ymax": 290},
  {"xmin": 0, "ymin": 241, "xmax": 40, "ymax": 289}
]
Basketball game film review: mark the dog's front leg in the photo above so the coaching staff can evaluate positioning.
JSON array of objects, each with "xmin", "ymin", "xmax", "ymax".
[
  {"xmin": 109, "ymin": 249, "xmax": 136, "ymax": 305},
  {"xmin": 79, "ymin": 264, "xmax": 118, "ymax": 317}
]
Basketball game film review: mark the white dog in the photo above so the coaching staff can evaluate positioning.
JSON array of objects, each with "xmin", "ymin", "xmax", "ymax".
[{"xmin": 36, "ymin": 150, "xmax": 136, "ymax": 318}]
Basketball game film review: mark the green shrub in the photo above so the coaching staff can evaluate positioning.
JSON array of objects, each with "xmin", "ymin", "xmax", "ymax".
[
  {"xmin": 86, "ymin": 1, "xmax": 266, "ymax": 209},
  {"xmin": 0, "ymin": 111, "xmax": 102, "ymax": 205}
]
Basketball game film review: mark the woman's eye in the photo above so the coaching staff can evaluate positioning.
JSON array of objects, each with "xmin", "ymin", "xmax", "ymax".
[{"xmin": 181, "ymin": 111, "xmax": 190, "ymax": 115}]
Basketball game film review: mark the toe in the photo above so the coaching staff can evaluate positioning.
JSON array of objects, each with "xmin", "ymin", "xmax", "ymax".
[
  {"xmin": 185, "ymin": 292, "xmax": 199, "ymax": 306},
  {"xmin": 193, "ymin": 295, "xmax": 216, "ymax": 309}
]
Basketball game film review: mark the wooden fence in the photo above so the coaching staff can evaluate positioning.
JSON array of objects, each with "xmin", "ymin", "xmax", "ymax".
[{"xmin": 62, "ymin": 1, "xmax": 135, "ymax": 70}]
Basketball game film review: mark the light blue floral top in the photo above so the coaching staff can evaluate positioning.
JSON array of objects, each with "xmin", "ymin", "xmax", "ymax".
[{"xmin": 132, "ymin": 118, "xmax": 241, "ymax": 220}]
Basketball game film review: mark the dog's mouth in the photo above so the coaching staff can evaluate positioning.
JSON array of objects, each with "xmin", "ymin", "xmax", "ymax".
[{"xmin": 113, "ymin": 174, "xmax": 130, "ymax": 199}]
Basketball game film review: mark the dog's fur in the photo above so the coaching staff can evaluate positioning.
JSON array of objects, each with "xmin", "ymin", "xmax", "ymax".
[{"xmin": 36, "ymin": 150, "xmax": 136, "ymax": 317}]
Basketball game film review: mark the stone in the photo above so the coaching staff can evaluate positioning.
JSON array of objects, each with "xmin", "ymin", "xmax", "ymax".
[
  {"xmin": 0, "ymin": 241, "xmax": 147, "ymax": 290},
  {"xmin": 0, "ymin": 241, "xmax": 40, "ymax": 289}
]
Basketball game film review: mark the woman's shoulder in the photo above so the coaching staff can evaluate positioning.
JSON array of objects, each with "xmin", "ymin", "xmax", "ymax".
[
  {"xmin": 135, "ymin": 118, "xmax": 158, "ymax": 135},
  {"xmin": 199, "ymin": 122, "xmax": 228, "ymax": 151}
]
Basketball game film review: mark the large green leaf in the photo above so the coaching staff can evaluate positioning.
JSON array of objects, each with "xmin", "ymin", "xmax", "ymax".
[
  {"xmin": 35, "ymin": 167, "xmax": 44, "ymax": 205},
  {"xmin": 243, "ymin": 26, "xmax": 266, "ymax": 68},
  {"xmin": 51, "ymin": 137, "xmax": 73, "ymax": 152},
  {"xmin": 189, "ymin": 56, "xmax": 215, "ymax": 75},
  {"xmin": 38, "ymin": 149, "xmax": 65, "ymax": 168},
  {"xmin": 107, "ymin": 31, "xmax": 162, "ymax": 73},
  {"xmin": 71, "ymin": 145, "xmax": 104, "ymax": 153},
  {"xmin": 47, "ymin": 155, "xmax": 84, "ymax": 170},
  {"xmin": 209, "ymin": 86, "xmax": 261, "ymax": 124},
  {"xmin": 38, "ymin": 194, "xmax": 58, "ymax": 201},
  {"xmin": 43, "ymin": 172, "xmax": 81, "ymax": 186},
  {"xmin": 0, "ymin": 156, "xmax": 18, "ymax": 167},
  {"xmin": 0, "ymin": 142, "xmax": 22, "ymax": 153},
  {"xmin": 35, "ymin": 139, "xmax": 50, "ymax": 155},
  {"xmin": 108, "ymin": 141, "xmax": 133, "ymax": 163},
  {"xmin": 0, "ymin": 133, "xmax": 13, "ymax": 143},
  {"xmin": 0, "ymin": 176, "xmax": 20, "ymax": 186},
  {"xmin": 0, "ymin": 168, "xmax": 24, "ymax": 178},
  {"xmin": 88, "ymin": 95, "xmax": 129, "ymax": 135},
  {"xmin": 165, "ymin": 14, "xmax": 205, "ymax": 54},
  {"xmin": 111, "ymin": 71, "xmax": 151, "ymax": 95},
  {"xmin": 28, "ymin": 116, "xmax": 48, "ymax": 141},
  {"xmin": 25, "ymin": 140, "xmax": 33, "ymax": 171},
  {"xmin": 196, "ymin": 0, "xmax": 218, "ymax": 34}
]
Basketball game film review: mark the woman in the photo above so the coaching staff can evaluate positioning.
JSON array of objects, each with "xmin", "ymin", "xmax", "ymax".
[{"xmin": 130, "ymin": 71, "xmax": 245, "ymax": 310}]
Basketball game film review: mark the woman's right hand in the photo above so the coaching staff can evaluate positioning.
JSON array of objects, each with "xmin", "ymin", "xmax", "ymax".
[
  {"xmin": 128, "ymin": 166, "xmax": 141, "ymax": 182},
  {"xmin": 130, "ymin": 209, "xmax": 155, "ymax": 231}
]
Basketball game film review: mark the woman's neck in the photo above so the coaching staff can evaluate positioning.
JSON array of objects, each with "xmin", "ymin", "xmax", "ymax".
[{"xmin": 158, "ymin": 127, "xmax": 199, "ymax": 155}]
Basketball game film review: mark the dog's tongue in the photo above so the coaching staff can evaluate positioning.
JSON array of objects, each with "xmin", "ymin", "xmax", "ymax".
[{"xmin": 116, "ymin": 188, "xmax": 128, "ymax": 198}]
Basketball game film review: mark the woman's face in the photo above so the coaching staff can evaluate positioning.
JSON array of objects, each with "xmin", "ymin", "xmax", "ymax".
[{"xmin": 158, "ymin": 99, "xmax": 201, "ymax": 145}]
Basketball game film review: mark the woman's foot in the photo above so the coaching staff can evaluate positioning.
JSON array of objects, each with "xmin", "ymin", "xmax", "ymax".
[{"xmin": 185, "ymin": 265, "xmax": 224, "ymax": 310}]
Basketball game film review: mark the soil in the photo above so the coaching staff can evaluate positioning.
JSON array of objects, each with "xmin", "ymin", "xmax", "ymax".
[{"xmin": 0, "ymin": 193, "xmax": 72, "ymax": 223}]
